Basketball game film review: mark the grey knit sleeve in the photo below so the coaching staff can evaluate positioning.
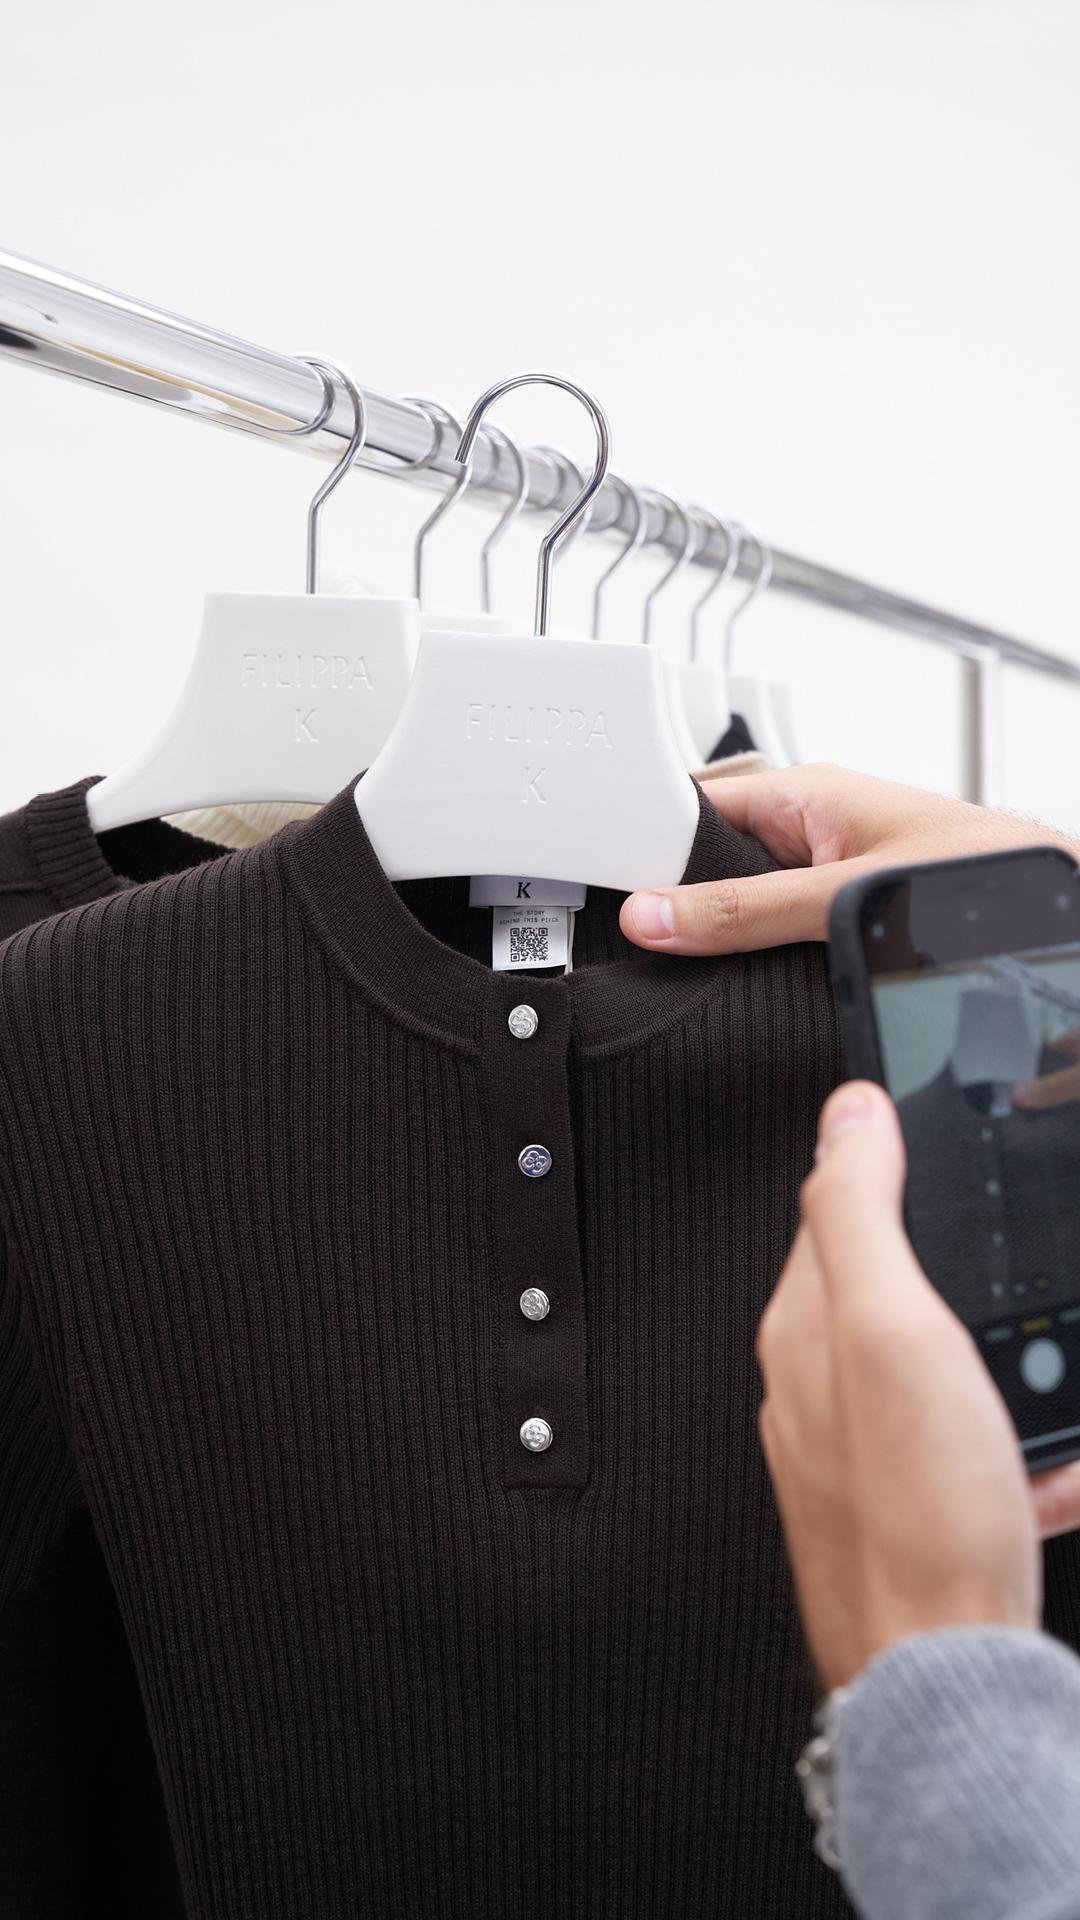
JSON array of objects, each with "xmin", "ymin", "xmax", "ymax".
[{"xmin": 835, "ymin": 1625, "xmax": 1080, "ymax": 1920}]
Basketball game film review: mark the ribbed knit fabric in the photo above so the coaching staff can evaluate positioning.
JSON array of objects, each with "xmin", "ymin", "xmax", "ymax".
[
  {"xmin": 836, "ymin": 1628, "xmax": 1080, "ymax": 1920},
  {"xmin": 0, "ymin": 777, "xmax": 222, "ymax": 1918},
  {"xmin": 0, "ymin": 776, "xmax": 220, "ymax": 932},
  {"xmin": 4, "ymin": 778, "xmax": 1077, "ymax": 1917}
]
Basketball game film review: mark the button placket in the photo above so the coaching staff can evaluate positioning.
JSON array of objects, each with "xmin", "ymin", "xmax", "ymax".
[
  {"xmin": 977, "ymin": 1119, "xmax": 1012, "ymax": 1302},
  {"xmin": 480, "ymin": 983, "xmax": 590, "ymax": 1489}
]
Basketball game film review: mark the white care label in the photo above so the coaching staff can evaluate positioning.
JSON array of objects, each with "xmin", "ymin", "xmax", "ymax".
[
  {"xmin": 491, "ymin": 905, "xmax": 570, "ymax": 972},
  {"xmin": 469, "ymin": 875, "xmax": 587, "ymax": 909}
]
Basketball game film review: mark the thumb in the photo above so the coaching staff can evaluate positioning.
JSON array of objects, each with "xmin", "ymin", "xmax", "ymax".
[
  {"xmin": 799, "ymin": 1083, "xmax": 925, "ymax": 1314},
  {"xmin": 620, "ymin": 858, "xmax": 873, "ymax": 956},
  {"xmin": 1013, "ymin": 1063, "xmax": 1080, "ymax": 1111},
  {"xmin": 1052, "ymin": 1028, "xmax": 1080, "ymax": 1063},
  {"xmin": 1033, "ymin": 1461, "xmax": 1080, "ymax": 1540}
]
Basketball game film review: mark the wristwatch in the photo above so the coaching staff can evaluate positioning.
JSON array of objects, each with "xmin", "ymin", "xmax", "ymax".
[{"xmin": 795, "ymin": 1687, "xmax": 851, "ymax": 1870}]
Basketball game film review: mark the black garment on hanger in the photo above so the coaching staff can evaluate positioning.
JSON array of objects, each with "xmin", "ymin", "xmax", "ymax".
[
  {"xmin": 0, "ymin": 776, "xmax": 220, "ymax": 937},
  {"xmin": 0, "ymin": 777, "xmax": 220, "ymax": 1919},
  {"xmin": 5, "ymin": 781, "xmax": 1080, "ymax": 1916},
  {"xmin": 706, "ymin": 711, "xmax": 757, "ymax": 762},
  {"xmin": 899, "ymin": 1049, "xmax": 1080, "ymax": 1324}
]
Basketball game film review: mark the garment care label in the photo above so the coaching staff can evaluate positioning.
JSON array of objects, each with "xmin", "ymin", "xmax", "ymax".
[
  {"xmin": 468, "ymin": 875, "xmax": 587, "ymax": 910},
  {"xmin": 491, "ymin": 905, "xmax": 570, "ymax": 972}
]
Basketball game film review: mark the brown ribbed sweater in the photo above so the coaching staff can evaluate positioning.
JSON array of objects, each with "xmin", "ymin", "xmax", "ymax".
[
  {"xmin": 4, "ymin": 778, "xmax": 1079, "ymax": 1918},
  {"xmin": 0, "ymin": 779, "xmax": 222, "ymax": 1918}
]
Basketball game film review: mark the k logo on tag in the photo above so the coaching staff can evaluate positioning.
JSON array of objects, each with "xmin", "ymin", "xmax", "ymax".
[{"xmin": 468, "ymin": 876, "xmax": 588, "ymax": 910}]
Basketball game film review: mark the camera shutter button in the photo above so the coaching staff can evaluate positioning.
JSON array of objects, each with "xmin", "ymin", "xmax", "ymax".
[{"xmin": 1020, "ymin": 1338, "xmax": 1066, "ymax": 1395}]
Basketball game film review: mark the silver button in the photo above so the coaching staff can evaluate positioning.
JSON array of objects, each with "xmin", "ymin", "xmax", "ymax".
[
  {"xmin": 981, "ymin": 1127, "xmax": 994, "ymax": 1143},
  {"xmin": 520, "ymin": 1287, "xmax": 550, "ymax": 1321},
  {"xmin": 991, "ymin": 1230, "xmax": 1005, "ymax": 1248},
  {"xmin": 520, "ymin": 1416, "xmax": 553, "ymax": 1452},
  {"xmin": 508, "ymin": 1004, "xmax": 539, "ymax": 1041},
  {"xmin": 985, "ymin": 1178, "xmax": 1001, "ymax": 1196},
  {"xmin": 518, "ymin": 1144, "xmax": 552, "ymax": 1179}
]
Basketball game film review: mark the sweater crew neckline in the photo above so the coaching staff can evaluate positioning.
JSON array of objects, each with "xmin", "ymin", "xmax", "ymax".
[
  {"xmin": 275, "ymin": 780, "xmax": 774, "ymax": 1058},
  {"xmin": 22, "ymin": 777, "xmax": 222, "ymax": 911},
  {"xmin": 23, "ymin": 778, "xmax": 130, "ymax": 909}
]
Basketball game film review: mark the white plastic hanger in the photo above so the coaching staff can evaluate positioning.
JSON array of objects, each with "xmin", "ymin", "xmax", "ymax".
[
  {"xmin": 740, "ymin": 521, "xmax": 803, "ymax": 761},
  {"xmin": 768, "ymin": 680, "xmax": 804, "ymax": 765},
  {"xmin": 356, "ymin": 372, "xmax": 700, "ymax": 892},
  {"xmin": 591, "ymin": 471, "xmax": 647, "ymax": 642},
  {"xmin": 412, "ymin": 401, "xmax": 537, "ymax": 638},
  {"xmin": 681, "ymin": 504, "xmax": 738, "ymax": 761},
  {"xmin": 648, "ymin": 498, "xmax": 735, "ymax": 765},
  {"xmin": 589, "ymin": 470, "xmax": 698, "ymax": 764},
  {"xmin": 87, "ymin": 359, "xmax": 420, "ymax": 831},
  {"xmin": 724, "ymin": 521, "xmax": 792, "ymax": 768},
  {"xmin": 637, "ymin": 488, "xmax": 708, "ymax": 768},
  {"xmin": 951, "ymin": 983, "xmax": 1039, "ymax": 1094},
  {"xmin": 409, "ymin": 396, "xmax": 478, "ymax": 621}
]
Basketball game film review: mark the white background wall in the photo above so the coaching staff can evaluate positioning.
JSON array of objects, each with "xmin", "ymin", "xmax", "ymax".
[{"xmin": 2, "ymin": 0, "xmax": 1078, "ymax": 824}]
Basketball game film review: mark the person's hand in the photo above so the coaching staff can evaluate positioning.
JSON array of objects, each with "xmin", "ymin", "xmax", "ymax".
[
  {"xmin": 756, "ymin": 1079, "xmax": 1080, "ymax": 1691},
  {"xmin": 620, "ymin": 763, "xmax": 1079, "ymax": 955},
  {"xmin": 1015, "ymin": 1030, "xmax": 1080, "ymax": 1112}
]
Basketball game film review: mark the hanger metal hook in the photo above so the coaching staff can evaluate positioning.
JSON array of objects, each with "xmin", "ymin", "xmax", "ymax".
[
  {"xmin": 279, "ymin": 359, "xmax": 337, "ymax": 440},
  {"xmin": 532, "ymin": 445, "xmax": 595, "ymax": 553},
  {"xmin": 383, "ymin": 405, "xmax": 442, "ymax": 472},
  {"xmin": 724, "ymin": 521, "xmax": 774, "ymax": 673},
  {"xmin": 403, "ymin": 397, "xmax": 476, "ymax": 605},
  {"xmin": 592, "ymin": 475, "xmax": 646, "ymax": 639},
  {"xmin": 297, "ymin": 357, "xmax": 368, "ymax": 595},
  {"xmin": 291, "ymin": 369, "xmax": 436, "ymax": 475},
  {"xmin": 479, "ymin": 425, "xmax": 529, "ymax": 614},
  {"xmin": 529, "ymin": 446, "xmax": 594, "ymax": 626},
  {"xmin": 687, "ymin": 507, "xmax": 740, "ymax": 663},
  {"xmin": 640, "ymin": 490, "xmax": 700, "ymax": 647},
  {"xmin": 455, "ymin": 373, "xmax": 610, "ymax": 637}
]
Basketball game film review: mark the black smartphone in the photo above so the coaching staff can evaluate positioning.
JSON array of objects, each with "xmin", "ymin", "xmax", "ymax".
[{"xmin": 830, "ymin": 844, "xmax": 1080, "ymax": 1473}]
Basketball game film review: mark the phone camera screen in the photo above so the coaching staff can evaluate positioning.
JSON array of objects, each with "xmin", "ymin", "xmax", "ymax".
[
  {"xmin": 865, "ymin": 858, "xmax": 1080, "ymax": 1468},
  {"xmin": 873, "ymin": 944, "xmax": 1080, "ymax": 1329}
]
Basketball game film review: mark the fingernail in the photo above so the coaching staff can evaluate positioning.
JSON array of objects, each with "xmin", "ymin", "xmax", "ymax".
[
  {"xmin": 1014, "ymin": 1083, "xmax": 1031, "ymax": 1103},
  {"xmin": 629, "ymin": 891, "xmax": 675, "ymax": 941},
  {"xmin": 818, "ymin": 1088, "xmax": 872, "ymax": 1153}
]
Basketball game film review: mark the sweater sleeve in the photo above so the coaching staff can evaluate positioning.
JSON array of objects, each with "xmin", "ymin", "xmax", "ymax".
[
  {"xmin": 836, "ymin": 1625, "xmax": 1080, "ymax": 1920},
  {"xmin": 0, "ymin": 1220, "xmax": 82, "ymax": 1607}
]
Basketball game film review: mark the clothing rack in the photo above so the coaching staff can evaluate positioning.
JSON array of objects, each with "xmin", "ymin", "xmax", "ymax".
[{"xmin": 1, "ymin": 247, "xmax": 1077, "ymax": 807}]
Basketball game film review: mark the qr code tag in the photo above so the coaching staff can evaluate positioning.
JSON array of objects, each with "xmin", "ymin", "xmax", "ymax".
[
  {"xmin": 510, "ymin": 924, "xmax": 549, "ymax": 965},
  {"xmin": 492, "ymin": 906, "xmax": 569, "ymax": 972}
]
